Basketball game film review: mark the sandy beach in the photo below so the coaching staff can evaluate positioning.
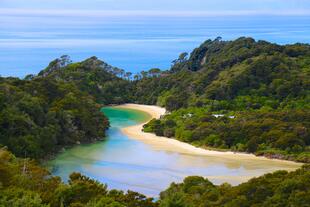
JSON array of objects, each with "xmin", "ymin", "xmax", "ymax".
[{"xmin": 115, "ymin": 104, "xmax": 302, "ymax": 166}]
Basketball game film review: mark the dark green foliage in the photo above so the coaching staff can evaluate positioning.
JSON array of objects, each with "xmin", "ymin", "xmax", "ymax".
[
  {"xmin": 2, "ymin": 37, "xmax": 309, "ymax": 161},
  {"xmin": 38, "ymin": 56, "xmax": 133, "ymax": 104},
  {"xmin": 0, "ymin": 149, "xmax": 157, "ymax": 207},
  {"xmin": 0, "ymin": 77, "xmax": 109, "ymax": 159},
  {"xmin": 159, "ymin": 165, "xmax": 310, "ymax": 207},
  {"xmin": 144, "ymin": 108, "xmax": 310, "ymax": 162},
  {"xmin": 1, "ymin": 149, "xmax": 309, "ymax": 207},
  {"xmin": 1, "ymin": 37, "xmax": 310, "ymax": 205},
  {"xmin": 142, "ymin": 37, "xmax": 310, "ymax": 162},
  {"xmin": 134, "ymin": 37, "xmax": 310, "ymax": 109}
]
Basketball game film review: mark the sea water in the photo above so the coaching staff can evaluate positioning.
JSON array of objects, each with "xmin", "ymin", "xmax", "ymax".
[
  {"xmin": 1, "ymin": 15, "xmax": 310, "ymax": 77},
  {"xmin": 48, "ymin": 107, "xmax": 300, "ymax": 197}
]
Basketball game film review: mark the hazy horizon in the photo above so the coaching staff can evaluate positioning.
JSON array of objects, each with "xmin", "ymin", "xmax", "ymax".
[
  {"xmin": 2, "ymin": 0, "xmax": 310, "ymax": 12},
  {"xmin": 1, "ymin": 0, "xmax": 310, "ymax": 77}
]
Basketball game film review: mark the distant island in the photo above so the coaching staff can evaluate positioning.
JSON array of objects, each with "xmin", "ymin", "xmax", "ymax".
[{"xmin": 0, "ymin": 37, "xmax": 309, "ymax": 206}]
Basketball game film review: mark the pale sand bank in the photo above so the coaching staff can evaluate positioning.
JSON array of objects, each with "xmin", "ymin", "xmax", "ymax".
[{"xmin": 115, "ymin": 104, "xmax": 302, "ymax": 168}]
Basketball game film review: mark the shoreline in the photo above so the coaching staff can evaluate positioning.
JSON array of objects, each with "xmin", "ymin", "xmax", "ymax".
[{"xmin": 114, "ymin": 104, "xmax": 302, "ymax": 166}]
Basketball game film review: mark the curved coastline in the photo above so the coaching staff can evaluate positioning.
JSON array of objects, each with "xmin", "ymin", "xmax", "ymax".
[{"xmin": 115, "ymin": 104, "xmax": 302, "ymax": 167}]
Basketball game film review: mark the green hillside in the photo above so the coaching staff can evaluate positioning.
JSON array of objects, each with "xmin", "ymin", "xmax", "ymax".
[
  {"xmin": 0, "ymin": 75, "xmax": 109, "ymax": 159},
  {"xmin": 142, "ymin": 37, "xmax": 310, "ymax": 162},
  {"xmin": 38, "ymin": 55, "xmax": 133, "ymax": 104},
  {"xmin": 0, "ymin": 37, "xmax": 309, "ymax": 206}
]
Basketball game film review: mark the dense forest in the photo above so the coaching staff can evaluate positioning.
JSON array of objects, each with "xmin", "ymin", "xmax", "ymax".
[
  {"xmin": 134, "ymin": 37, "xmax": 310, "ymax": 108},
  {"xmin": 2, "ymin": 37, "xmax": 308, "ymax": 161},
  {"xmin": 142, "ymin": 37, "xmax": 310, "ymax": 163},
  {"xmin": 0, "ymin": 55, "xmax": 134, "ymax": 159},
  {"xmin": 0, "ymin": 148, "xmax": 309, "ymax": 206},
  {"xmin": 0, "ymin": 76, "xmax": 109, "ymax": 159},
  {"xmin": 0, "ymin": 37, "xmax": 310, "ymax": 206},
  {"xmin": 160, "ymin": 164, "xmax": 310, "ymax": 207},
  {"xmin": 0, "ymin": 148, "xmax": 157, "ymax": 207},
  {"xmin": 37, "ymin": 55, "xmax": 134, "ymax": 104}
]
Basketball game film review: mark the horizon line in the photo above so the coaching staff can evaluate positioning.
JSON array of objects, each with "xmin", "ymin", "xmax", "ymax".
[{"xmin": 1, "ymin": 8, "xmax": 310, "ymax": 17}]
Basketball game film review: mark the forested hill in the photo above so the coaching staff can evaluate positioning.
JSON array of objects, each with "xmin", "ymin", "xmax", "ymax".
[
  {"xmin": 37, "ymin": 56, "xmax": 133, "ymax": 104},
  {"xmin": 0, "ymin": 75, "xmax": 109, "ymax": 159},
  {"xmin": 0, "ymin": 55, "xmax": 135, "ymax": 159},
  {"xmin": 0, "ymin": 37, "xmax": 310, "ymax": 206},
  {"xmin": 1, "ymin": 37, "xmax": 310, "ymax": 162},
  {"xmin": 140, "ymin": 37, "xmax": 310, "ymax": 163},
  {"xmin": 134, "ymin": 37, "xmax": 310, "ymax": 109},
  {"xmin": 1, "ymin": 37, "xmax": 309, "ymax": 162}
]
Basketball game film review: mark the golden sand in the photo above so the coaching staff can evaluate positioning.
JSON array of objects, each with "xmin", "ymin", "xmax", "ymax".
[{"xmin": 115, "ymin": 104, "xmax": 302, "ymax": 167}]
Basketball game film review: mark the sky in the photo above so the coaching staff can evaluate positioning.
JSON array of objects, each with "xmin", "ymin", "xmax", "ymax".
[{"xmin": 1, "ymin": 0, "xmax": 310, "ymax": 15}]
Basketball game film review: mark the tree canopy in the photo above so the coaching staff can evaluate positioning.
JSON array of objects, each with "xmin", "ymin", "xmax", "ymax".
[{"xmin": 0, "ymin": 37, "xmax": 309, "ymax": 206}]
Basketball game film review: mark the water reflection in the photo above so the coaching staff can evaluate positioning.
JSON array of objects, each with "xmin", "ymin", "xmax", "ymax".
[{"xmin": 48, "ymin": 107, "xmax": 301, "ymax": 196}]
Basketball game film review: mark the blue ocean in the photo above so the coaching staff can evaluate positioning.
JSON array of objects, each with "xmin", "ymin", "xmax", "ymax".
[{"xmin": 1, "ymin": 14, "xmax": 310, "ymax": 77}]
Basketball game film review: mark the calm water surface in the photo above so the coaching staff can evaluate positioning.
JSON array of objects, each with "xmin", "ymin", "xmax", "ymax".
[
  {"xmin": 1, "ymin": 15, "xmax": 310, "ymax": 77},
  {"xmin": 48, "ymin": 107, "xmax": 300, "ymax": 196}
]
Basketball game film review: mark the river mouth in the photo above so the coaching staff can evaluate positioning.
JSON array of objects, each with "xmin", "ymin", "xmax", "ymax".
[{"xmin": 48, "ymin": 106, "xmax": 301, "ymax": 197}]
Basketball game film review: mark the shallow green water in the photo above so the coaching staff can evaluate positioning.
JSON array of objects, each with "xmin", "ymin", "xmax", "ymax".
[{"xmin": 48, "ymin": 107, "xmax": 300, "ymax": 196}]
